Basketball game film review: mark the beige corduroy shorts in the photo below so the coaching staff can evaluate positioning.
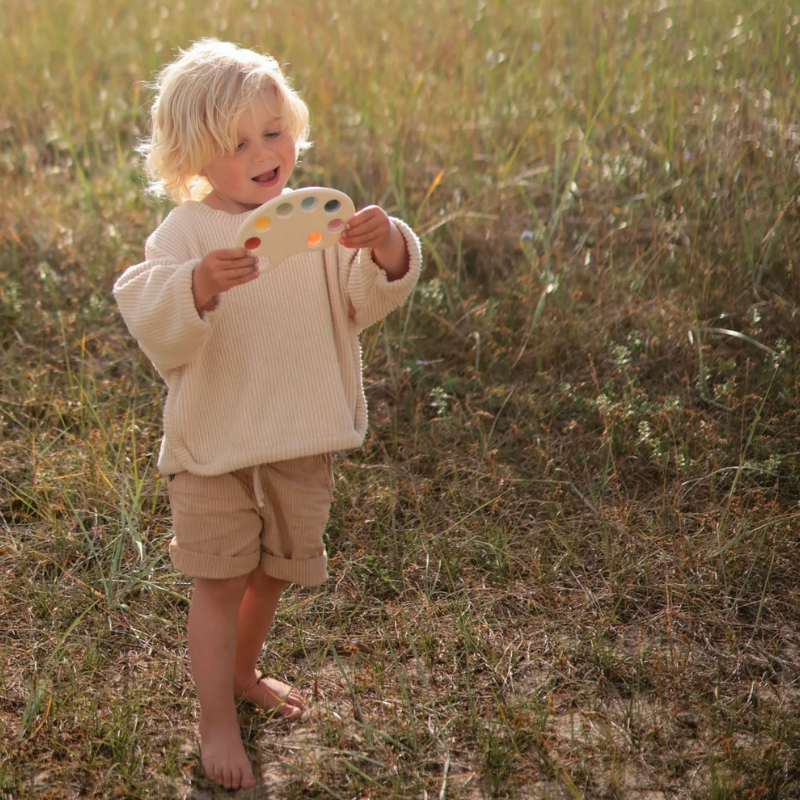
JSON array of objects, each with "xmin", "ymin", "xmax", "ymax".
[{"xmin": 167, "ymin": 453, "xmax": 333, "ymax": 586}]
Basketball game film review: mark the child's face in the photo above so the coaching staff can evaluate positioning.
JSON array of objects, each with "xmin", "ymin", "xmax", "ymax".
[{"xmin": 200, "ymin": 90, "xmax": 296, "ymax": 214}]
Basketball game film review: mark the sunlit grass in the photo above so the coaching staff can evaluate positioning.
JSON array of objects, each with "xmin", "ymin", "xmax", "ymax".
[{"xmin": 3, "ymin": 0, "xmax": 800, "ymax": 797}]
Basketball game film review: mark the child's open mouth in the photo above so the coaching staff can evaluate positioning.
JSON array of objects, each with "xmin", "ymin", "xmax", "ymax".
[{"xmin": 252, "ymin": 167, "xmax": 279, "ymax": 185}]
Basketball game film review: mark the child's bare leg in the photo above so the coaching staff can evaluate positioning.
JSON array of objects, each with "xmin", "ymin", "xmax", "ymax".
[
  {"xmin": 233, "ymin": 568, "xmax": 305, "ymax": 718},
  {"xmin": 188, "ymin": 575, "xmax": 255, "ymax": 790}
]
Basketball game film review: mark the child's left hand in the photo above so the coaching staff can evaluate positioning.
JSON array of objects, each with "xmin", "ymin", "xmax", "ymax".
[{"xmin": 339, "ymin": 206, "xmax": 394, "ymax": 250}]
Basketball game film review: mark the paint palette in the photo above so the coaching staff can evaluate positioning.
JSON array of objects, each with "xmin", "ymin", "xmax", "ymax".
[{"xmin": 234, "ymin": 187, "xmax": 356, "ymax": 272}]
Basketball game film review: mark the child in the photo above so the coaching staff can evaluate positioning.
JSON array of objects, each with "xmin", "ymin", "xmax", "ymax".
[{"xmin": 113, "ymin": 39, "xmax": 421, "ymax": 791}]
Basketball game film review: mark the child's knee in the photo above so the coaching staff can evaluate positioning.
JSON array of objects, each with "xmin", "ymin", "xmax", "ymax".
[
  {"xmin": 250, "ymin": 568, "xmax": 287, "ymax": 593},
  {"xmin": 194, "ymin": 574, "xmax": 250, "ymax": 606}
]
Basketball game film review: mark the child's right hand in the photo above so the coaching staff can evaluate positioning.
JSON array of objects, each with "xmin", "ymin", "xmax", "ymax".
[{"xmin": 192, "ymin": 248, "xmax": 259, "ymax": 312}]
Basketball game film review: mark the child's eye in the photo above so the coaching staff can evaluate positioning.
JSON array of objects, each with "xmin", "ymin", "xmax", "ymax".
[
  {"xmin": 235, "ymin": 142, "xmax": 245, "ymax": 151},
  {"xmin": 265, "ymin": 131, "xmax": 281, "ymax": 139}
]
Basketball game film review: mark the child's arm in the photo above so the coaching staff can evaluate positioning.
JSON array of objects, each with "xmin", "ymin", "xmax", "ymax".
[
  {"xmin": 192, "ymin": 248, "xmax": 259, "ymax": 312},
  {"xmin": 339, "ymin": 206, "xmax": 410, "ymax": 281},
  {"xmin": 113, "ymin": 244, "xmax": 210, "ymax": 378},
  {"xmin": 114, "ymin": 209, "xmax": 260, "ymax": 376},
  {"xmin": 337, "ymin": 208, "xmax": 423, "ymax": 331},
  {"xmin": 114, "ymin": 245, "xmax": 258, "ymax": 376}
]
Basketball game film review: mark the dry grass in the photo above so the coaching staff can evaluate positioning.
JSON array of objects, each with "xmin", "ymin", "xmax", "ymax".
[{"xmin": 3, "ymin": 0, "xmax": 800, "ymax": 798}]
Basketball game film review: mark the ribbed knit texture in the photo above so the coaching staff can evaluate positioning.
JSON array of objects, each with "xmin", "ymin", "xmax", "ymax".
[{"xmin": 113, "ymin": 200, "xmax": 422, "ymax": 475}]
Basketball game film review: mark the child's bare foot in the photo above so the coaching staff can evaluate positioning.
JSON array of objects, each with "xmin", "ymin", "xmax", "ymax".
[
  {"xmin": 198, "ymin": 718, "xmax": 256, "ymax": 790},
  {"xmin": 236, "ymin": 673, "xmax": 305, "ymax": 719}
]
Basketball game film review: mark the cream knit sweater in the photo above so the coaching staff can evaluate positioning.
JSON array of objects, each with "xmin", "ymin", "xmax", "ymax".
[{"xmin": 113, "ymin": 200, "xmax": 422, "ymax": 476}]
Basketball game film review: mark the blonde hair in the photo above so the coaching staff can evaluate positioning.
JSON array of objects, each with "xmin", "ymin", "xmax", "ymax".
[{"xmin": 140, "ymin": 38, "xmax": 311, "ymax": 204}]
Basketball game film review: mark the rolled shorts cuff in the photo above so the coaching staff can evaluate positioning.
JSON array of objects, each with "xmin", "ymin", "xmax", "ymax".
[
  {"xmin": 260, "ymin": 552, "xmax": 328, "ymax": 587},
  {"xmin": 169, "ymin": 538, "xmax": 261, "ymax": 579}
]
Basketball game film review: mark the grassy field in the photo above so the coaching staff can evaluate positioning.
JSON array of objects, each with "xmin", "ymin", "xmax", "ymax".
[{"xmin": 3, "ymin": 0, "xmax": 800, "ymax": 797}]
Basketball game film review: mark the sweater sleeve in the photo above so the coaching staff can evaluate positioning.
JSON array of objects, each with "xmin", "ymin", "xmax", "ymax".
[
  {"xmin": 342, "ymin": 218, "xmax": 423, "ymax": 332},
  {"xmin": 113, "ymin": 213, "xmax": 216, "ymax": 378}
]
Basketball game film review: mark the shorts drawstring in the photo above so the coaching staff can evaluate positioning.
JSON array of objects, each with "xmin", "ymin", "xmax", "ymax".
[{"xmin": 253, "ymin": 465, "xmax": 265, "ymax": 507}]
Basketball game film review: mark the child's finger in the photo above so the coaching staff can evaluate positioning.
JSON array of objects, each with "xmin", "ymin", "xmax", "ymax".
[
  {"xmin": 341, "ymin": 235, "xmax": 371, "ymax": 247},
  {"xmin": 227, "ymin": 266, "xmax": 257, "ymax": 278},
  {"xmin": 344, "ymin": 216, "xmax": 382, "ymax": 234},
  {"xmin": 344, "ymin": 214, "xmax": 378, "ymax": 234},
  {"xmin": 218, "ymin": 263, "xmax": 259, "ymax": 283},
  {"xmin": 219, "ymin": 255, "xmax": 257, "ymax": 271},
  {"xmin": 342, "ymin": 226, "xmax": 384, "ymax": 246},
  {"xmin": 218, "ymin": 247, "xmax": 253, "ymax": 260}
]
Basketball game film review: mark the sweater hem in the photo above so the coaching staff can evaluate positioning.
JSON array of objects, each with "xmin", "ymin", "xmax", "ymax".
[{"xmin": 156, "ymin": 434, "xmax": 364, "ymax": 476}]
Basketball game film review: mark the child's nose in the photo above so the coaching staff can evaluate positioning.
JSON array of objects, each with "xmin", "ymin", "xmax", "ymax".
[{"xmin": 252, "ymin": 140, "xmax": 272, "ymax": 162}]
